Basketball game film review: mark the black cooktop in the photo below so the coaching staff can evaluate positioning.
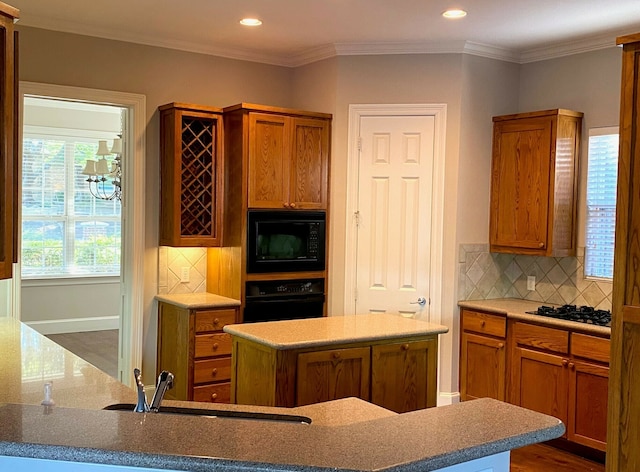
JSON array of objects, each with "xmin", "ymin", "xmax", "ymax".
[{"xmin": 526, "ymin": 304, "xmax": 611, "ymax": 327}]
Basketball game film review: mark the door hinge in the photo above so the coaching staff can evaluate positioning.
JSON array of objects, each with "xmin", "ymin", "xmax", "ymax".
[
  {"xmin": 357, "ymin": 136, "xmax": 362, "ymax": 151},
  {"xmin": 354, "ymin": 210, "xmax": 360, "ymax": 227},
  {"xmin": 354, "ymin": 287, "xmax": 358, "ymax": 302}
]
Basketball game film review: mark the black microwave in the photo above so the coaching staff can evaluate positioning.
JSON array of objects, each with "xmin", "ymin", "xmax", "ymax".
[{"xmin": 247, "ymin": 210, "xmax": 326, "ymax": 273}]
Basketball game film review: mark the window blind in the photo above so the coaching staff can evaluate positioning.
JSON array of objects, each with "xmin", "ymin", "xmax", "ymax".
[
  {"xmin": 21, "ymin": 134, "xmax": 121, "ymax": 278},
  {"xmin": 584, "ymin": 128, "xmax": 619, "ymax": 279}
]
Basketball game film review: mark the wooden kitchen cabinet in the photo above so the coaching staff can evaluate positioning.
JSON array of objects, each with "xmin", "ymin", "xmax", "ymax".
[
  {"xmin": 224, "ymin": 103, "xmax": 331, "ymax": 210},
  {"xmin": 159, "ymin": 103, "xmax": 224, "ymax": 246},
  {"xmin": 157, "ymin": 301, "xmax": 238, "ymax": 403},
  {"xmin": 230, "ymin": 333, "xmax": 440, "ymax": 412},
  {"xmin": 372, "ymin": 338, "xmax": 438, "ymax": 412},
  {"xmin": 509, "ymin": 321, "xmax": 609, "ymax": 451},
  {"xmin": 459, "ymin": 309, "xmax": 507, "ymax": 401},
  {"xmin": 0, "ymin": 3, "xmax": 19, "ymax": 280},
  {"xmin": 296, "ymin": 346, "xmax": 370, "ymax": 406},
  {"xmin": 489, "ymin": 109, "xmax": 582, "ymax": 256}
]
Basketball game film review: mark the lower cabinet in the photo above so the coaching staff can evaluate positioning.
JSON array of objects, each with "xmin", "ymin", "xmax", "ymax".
[
  {"xmin": 509, "ymin": 320, "xmax": 609, "ymax": 452},
  {"xmin": 157, "ymin": 302, "xmax": 239, "ymax": 403},
  {"xmin": 231, "ymin": 336, "xmax": 439, "ymax": 412},
  {"xmin": 460, "ymin": 308, "xmax": 610, "ymax": 452}
]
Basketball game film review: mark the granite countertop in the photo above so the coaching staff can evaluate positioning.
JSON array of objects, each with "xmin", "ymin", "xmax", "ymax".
[
  {"xmin": 458, "ymin": 298, "xmax": 611, "ymax": 336},
  {"xmin": 155, "ymin": 292, "xmax": 241, "ymax": 309},
  {"xmin": 0, "ymin": 317, "xmax": 564, "ymax": 472},
  {"xmin": 223, "ymin": 313, "xmax": 449, "ymax": 349}
]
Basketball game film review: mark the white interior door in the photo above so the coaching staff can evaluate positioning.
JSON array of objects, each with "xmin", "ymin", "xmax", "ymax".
[{"xmin": 354, "ymin": 114, "xmax": 436, "ymax": 318}]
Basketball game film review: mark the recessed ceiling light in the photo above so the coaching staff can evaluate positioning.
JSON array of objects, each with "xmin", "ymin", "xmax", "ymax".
[
  {"xmin": 240, "ymin": 18, "xmax": 262, "ymax": 26},
  {"xmin": 442, "ymin": 9, "xmax": 467, "ymax": 19}
]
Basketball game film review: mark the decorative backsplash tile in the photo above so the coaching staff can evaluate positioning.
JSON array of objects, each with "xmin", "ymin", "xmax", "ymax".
[
  {"xmin": 458, "ymin": 244, "xmax": 612, "ymax": 311},
  {"xmin": 158, "ymin": 247, "xmax": 207, "ymax": 294}
]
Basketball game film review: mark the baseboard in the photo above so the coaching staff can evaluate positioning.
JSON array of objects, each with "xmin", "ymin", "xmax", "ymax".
[
  {"xmin": 438, "ymin": 391, "xmax": 461, "ymax": 406},
  {"xmin": 25, "ymin": 316, "xmax": 119, "ymax": 335}
]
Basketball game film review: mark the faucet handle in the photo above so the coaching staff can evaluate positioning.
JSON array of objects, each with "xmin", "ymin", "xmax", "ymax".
[{"xmin": 133, "ymin": 368, "xmax": 150, "ymax": 413}]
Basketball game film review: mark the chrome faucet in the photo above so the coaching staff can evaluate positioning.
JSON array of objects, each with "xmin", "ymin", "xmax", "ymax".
[
  {"xmin": 149, "ymin": 370, "xmax": 175, "ymax": 412},
  {"xmin": 132, "ymin": 368, "xmax": 174, "ymax": 413}
]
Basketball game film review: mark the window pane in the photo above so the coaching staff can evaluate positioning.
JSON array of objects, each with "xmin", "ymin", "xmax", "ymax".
[
  {"xmin": 21, "ymin": 220, "xmax": 65, "ymax": 277},
  {"xmin": 74, "ymin": 220, "xmax": 121, "ymax": 275},
  {"xmin": 585, "ymin": 132, "xmax": 618, "ymax": 279},
  {"xmin": 22, "ymin": 139, "xmax": 66, "ymax": 216}
]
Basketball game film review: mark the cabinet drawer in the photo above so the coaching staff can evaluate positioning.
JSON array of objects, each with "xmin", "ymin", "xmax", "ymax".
[
  {"xmin": 195, "ymin": 309, "xmax": 237, "ymax": 333},
  {"xmin": 513, "ymin": 322, "xmax": 569, "ymax": 353},
  {"xmin": 193, "ymin": 382, "xmax": 231, "ymax": 403},
  {"xmin": 194, "ymin": 357, "xmax": 232, "ymax": 384},
  {"xmin": 462, "ymin": 310, "xmax": 506, "ymax": 338},
  {"xmin": 195, "ymin": 333, "xmax": 232, "ymax": 358},
  {"xmin": 571, "ymin": 333, "xmax": 610, "ymax": 364}
]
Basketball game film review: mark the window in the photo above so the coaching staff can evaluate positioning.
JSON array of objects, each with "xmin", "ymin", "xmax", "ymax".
[
  {"xmin": 21, "ymin": 98, "xmax": 123, "ymax": 279},
  {"xmin": 584, "ymin": 127, "xmax": 619, "ymax": 279}
]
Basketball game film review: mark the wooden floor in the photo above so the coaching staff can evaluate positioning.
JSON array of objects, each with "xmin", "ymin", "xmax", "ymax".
[
  {"xmin": 44, "ymin": 330, "xmax": 606, "ymax": 471},
  {"xmin": 510, "ymin": 443, "xmax": 605, "ymax": 471},
  {"xmin": 46, "ymin": 329, "xmax": 119, "ymax": 379}
]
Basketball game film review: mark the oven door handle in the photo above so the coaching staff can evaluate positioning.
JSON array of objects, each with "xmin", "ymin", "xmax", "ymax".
[{"xmin": 245, "ymin": 294, "xmax": 325, "ymax": 304}]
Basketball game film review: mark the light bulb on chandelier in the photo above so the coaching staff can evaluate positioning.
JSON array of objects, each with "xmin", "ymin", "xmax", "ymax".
[{"xmin": 82, "ymin": 137, "xmax": 122, "ymax": 201}]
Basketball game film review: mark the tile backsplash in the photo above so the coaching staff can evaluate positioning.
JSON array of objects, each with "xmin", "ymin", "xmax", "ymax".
[
  {"xmin": 458, "ymin": 244, "xmax": 612, "ymax": 311},
  {"xmin": 158, "ymin": 247, "xmax": 207, "ymax": 294}
]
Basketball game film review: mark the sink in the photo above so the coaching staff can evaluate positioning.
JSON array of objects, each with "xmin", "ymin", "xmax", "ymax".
[{"xmin": 103, "ymin": 403, "xmax": 312, "ymax": 424}]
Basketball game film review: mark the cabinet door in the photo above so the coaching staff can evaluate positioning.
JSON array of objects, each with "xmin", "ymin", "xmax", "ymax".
[
  {"xmin": 490, "ymin": 117, "xmax": 553, "ymax": 253},
  {"xmin": 289, "ymin": 118, "xmax": 329, "ymax": 209},
  {"xmin": 460, "ymin": 332, "xmax": 506, "ymax": 401},
  {"xmin": 511, "ymin": 347, "xmax": 569, "ymax": 431},
  {"xmin": 296, "ymin": 347, "xmax": 370, "ymax": 406},
  {"xmin": 568, "ymin": 360, "xmax": 609, "ymax": 451},
  {"xmin": 248, "ymin": 113, "xmax": 290, "ymax": 208},
  {"xmin": 371, "ymin": 339, "xmax": 437, "ymax": 412}
]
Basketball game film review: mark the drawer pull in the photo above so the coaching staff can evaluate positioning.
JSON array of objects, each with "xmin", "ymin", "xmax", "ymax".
[
  {"xmin": 569, "ymin": 362, "xmax": 575, "ymax": 370},
  {"xmin": 562, "ymin": 359, "xmax": 568, "ymax": 367},
  {"xmin": 401, "ymin": 344, "xmax": 410, "ymax": 351},
  {"xmin": 211, "ymin": 368, "xmax": 218, "ymax": 377},
  {"xmin": 497, "ymin": 342, "xmax": 504, "ymax": 349},
  {"xmin": 213, "ymin": 343, "xmax": 219, "ymax": 351},
  {"xmin": 211, "ymin": 393, "xmax": 218, "ymax": 401},
  {"xmin": 480, "ymin": 320, "xmax": 486, "ymax": 327},
  {"xmin": 213, "ymin": 318, "xmax": 220, "ymax": 325}
]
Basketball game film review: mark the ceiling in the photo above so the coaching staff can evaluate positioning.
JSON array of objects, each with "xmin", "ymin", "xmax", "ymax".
[{"xmin": 8, "ymin": 0, "xmax": 640, "ymax": 67}]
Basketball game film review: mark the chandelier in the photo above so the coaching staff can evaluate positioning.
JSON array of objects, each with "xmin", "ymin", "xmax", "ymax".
[{"xmin": 82, "ymin": 138, "xmax": 122, "ymax": 201}]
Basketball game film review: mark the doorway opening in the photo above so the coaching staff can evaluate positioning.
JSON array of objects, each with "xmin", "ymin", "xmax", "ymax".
[{"xmin": 15, "ymin": 82, "xmax": 146, "ymax": 387}]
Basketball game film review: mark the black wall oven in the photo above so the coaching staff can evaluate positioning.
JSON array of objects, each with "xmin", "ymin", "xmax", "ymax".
[
  {"xmin": 247, "ymin": 210, "xmax": 326, "ymax": 273},
  {"xmin": 243, "ymin": 279, "xmax": 325, "ymax": 323}
]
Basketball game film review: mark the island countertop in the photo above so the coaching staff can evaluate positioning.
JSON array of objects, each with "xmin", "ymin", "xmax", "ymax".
[{"xmin": 223, "ymin": 313, "xmax": 449, "ymax": 349}]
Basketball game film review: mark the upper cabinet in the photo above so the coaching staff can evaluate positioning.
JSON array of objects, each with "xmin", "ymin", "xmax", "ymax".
[
  {"xmin": 489, "ymin": 109, "xmax": 582, "ymax": 256},
  {"xmin": 225, "ymin": 103, "xmax": 331, "ymax": 210},
  {"xmin": 159, "ymin": 103, "xmax": 224, "ymax": 247},
  {"xmin": 0, "ymin": 3, "xmax": 19, "ymax": 280}
]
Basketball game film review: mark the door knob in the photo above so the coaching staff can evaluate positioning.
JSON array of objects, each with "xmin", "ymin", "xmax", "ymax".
[{"xmin": 410, "ymin": 297, "xmax": 427, "ymax": 306}]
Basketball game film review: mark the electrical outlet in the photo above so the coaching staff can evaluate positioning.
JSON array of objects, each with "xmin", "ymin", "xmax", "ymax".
[
  {"xmin": 527, "ymin": 276, "xmax": 536, "ymax": 291},
  {"xmin": 180, "ymin": 267, "xmax": 190, "ymax": 283}
]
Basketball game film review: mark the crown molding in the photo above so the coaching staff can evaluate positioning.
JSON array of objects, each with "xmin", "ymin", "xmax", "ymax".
[{"xmin": 17, "ymin": 13, "xmax": 627, "ymax": 68}]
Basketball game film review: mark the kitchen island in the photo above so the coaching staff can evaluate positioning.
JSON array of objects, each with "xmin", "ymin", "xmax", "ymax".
[{"xmin": 0, "ymin": 317, "xmax": 565, "ymax": 472}]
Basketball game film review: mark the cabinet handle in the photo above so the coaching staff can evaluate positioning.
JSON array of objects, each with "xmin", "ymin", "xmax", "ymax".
[
  {"xmin": 562, "ymin": 359, "xmax": 568, "ymax": 367},
  {"xmin": 290, "ymin": 202, "xmax": 296, "ymax": 208},
  {"xmin": 538, "ymin": 242, "xmax": 545, "ymax": 248},
  {"xmin": 211, "ymin": 393, "xmax": 218, "ymax": 401},
  {"xmin": 332, "ymin": 352, "xmax": 341, "ymax": 359},
  {"xmin": 497, "ymin": 343, "xmax": 504, "ymax": 349},
  {"xmin": 401, "ymin": 343, "xmax": 410, "ymax": 351},
  {"xmin": 213, "ymin": 318, "xmax": 220, "ymax": 325},
  {"xmin": 283, "ymin": 202, "xmax": 290, "ymax": 208},
  {"xmin": 212, "ymin": 343, "xmax": 219, "ymax": 351},
  {"xmin": 480, "ymin": 320, "xmax": 486, "ymax": 327},
  {"xmin": 211, "ymin": 368, "xmax": 218, "ymax": 377},
  {"xmin": 569, "ymin": 362, "xmax": 575, "ymax": 370}
]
